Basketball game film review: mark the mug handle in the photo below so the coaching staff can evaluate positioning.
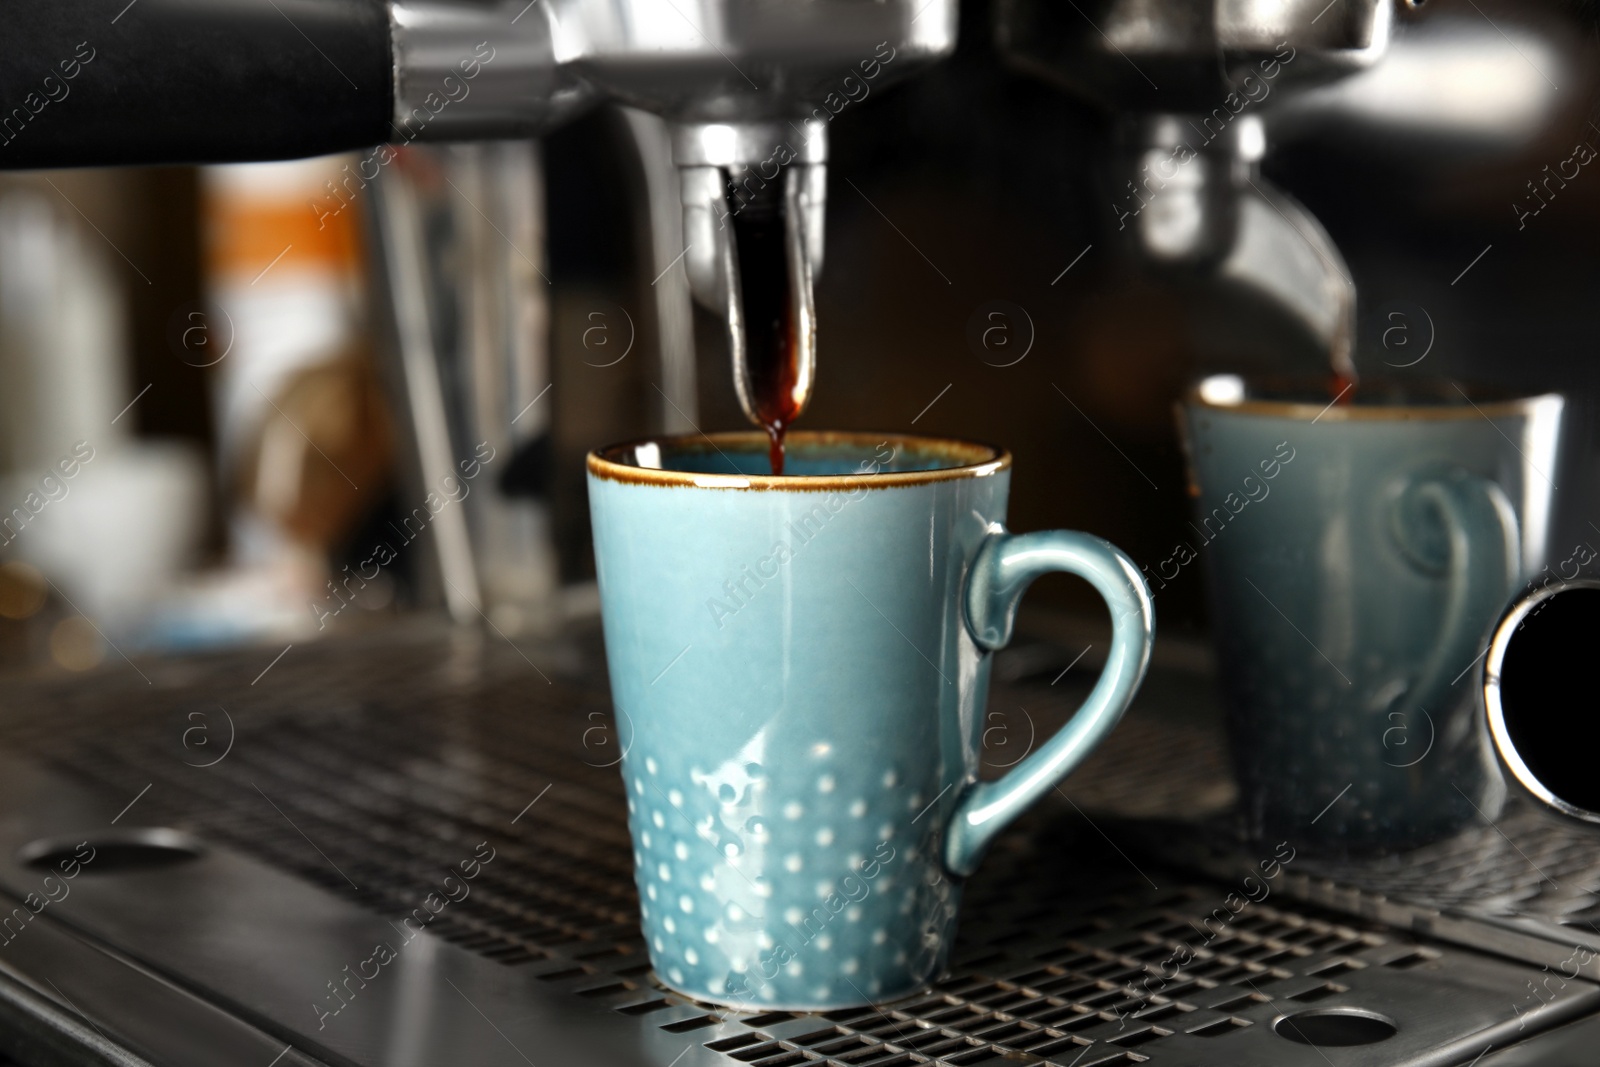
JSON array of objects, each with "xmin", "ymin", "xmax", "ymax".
[
  {"xmin": 1387, "ymin": 469, "xmax": 1519, "ymax": 712},
  {"xmin": 946, "ymin": 530, "xmax": 1155, "ymax": 877}
]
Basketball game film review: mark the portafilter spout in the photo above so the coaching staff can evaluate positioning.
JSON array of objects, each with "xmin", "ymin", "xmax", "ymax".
[
  {"xmin": 675, "ymin": 120, "xmax": 825, "ymax": 432},
  {"xmin": 1112, "ymin": 113, "xmax": 1358, "ymax": 383},
  {"xmin": 995, "ymin": 0, "xmax": 1394, "ymax": 381}
]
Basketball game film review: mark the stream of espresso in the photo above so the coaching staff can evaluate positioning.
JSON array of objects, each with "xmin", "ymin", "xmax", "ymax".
[
  {"xmin": 1330, "ymin": 371, "xmax": 1358, "ymax": 405},
  {"xmin": 731, "ymin": 201, "xmax": 802, "ymax": 475}
]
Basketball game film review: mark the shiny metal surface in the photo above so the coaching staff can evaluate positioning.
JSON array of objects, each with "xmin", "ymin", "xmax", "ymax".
[
  {"xmin": 0, "ymin": 622, "xmax": 1596, "ymax": 1064},
  {"xmin": 995, "ymin": 0, "xmax": 1395, "ymax": 378},
  {"xmin": 995, "ymin": 0, "xmax": 1392, "ymax": 109},
  {"xmin": 1113, "ymin": 114, "xmax": 1357, "ymax": 376},
  {"xmin": 445, "ymin": 141, "xmax": 562, "ymax": 628},
  {"xmin": 944, "ymin": 635, "xmax": 1600, "ymax": 991},
  {"xmin": 0, "ymin": 756, "xmax": 658, "ymax": 1067},
  {"xmin": 1172, "ymin": 801, "xmax": 1600, "ymax": 981},
  {"xmin": 0, "ymin": 885, "xmax": 331, "ymax": 1067},
  {"xmin": 674, "ymin": 119, "xmax": 825, "ymax": 427},
  {"xmin": 1480, "ymin": 1011, "xmax": 1600, "ymax": 1065},
  {"xmin": 550, "ymin": 0, "xmax": 957, "ymax": 124},
  {"xmin": 368, "ymin": 161, "xmax": 483, "ymax": 622},
  {"xmin": 1269, "ymin": 8, "xmax": 1574, "ymax": 154},
  {"xmin": 366, "ymin": 141, "xmax": 561, "ymax": 627},
  {"xmin": 1062, "ymin": 666, "xmax": 1600, "ymax": 983},
  {"xmin": 672, "ymin": 119, "xmax": 828, "ymax": 292},
  {"xmin": 390, "ymin": 0, "xmax": 956, "ymax": 432},
  {"xmin": 1220, "ymin": 170, "xmax": 1356, "ymax": 379},
  {"xmin": 390, "ymin": 0, "xmax": 598, "ymax": 139},
  {"xmin": 623, "ymin": 108, "xmax": 700, "ymax": 435},
  {"xmin": 1485, "ymin": 579, "xmax": 1600, "ymax": 826}
]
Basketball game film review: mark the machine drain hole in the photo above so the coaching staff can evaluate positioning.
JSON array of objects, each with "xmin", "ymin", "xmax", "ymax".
[
  {"xmin": 1274, "ymin": 1009, "xmax": 1397, "ymax": 1046},
  {"xmin": 18, "ymin": 829, "xmax": 204, "ymax": 874}
]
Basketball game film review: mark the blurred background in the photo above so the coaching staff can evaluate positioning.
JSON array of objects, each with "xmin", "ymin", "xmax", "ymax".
[{"xmin": 2, "ymin": 0, "xmax": 1598, "ymax": 672}]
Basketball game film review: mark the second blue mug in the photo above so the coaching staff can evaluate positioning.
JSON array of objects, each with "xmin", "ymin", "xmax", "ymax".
[
  {"xmin": 1180, "ymin": 376, "xmax": 1564, "ymax": 852},
  {"xmin": 587, "ymin": 431, "xmax": 1154, "ymax": 1010}
]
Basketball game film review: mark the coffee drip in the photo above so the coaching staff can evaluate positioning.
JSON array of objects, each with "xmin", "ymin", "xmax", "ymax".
[
  {"xmin": 1328, "ymin": 299, "xmax": 1358, "ymax": 404},
  {"xmin": 725, "ymin": 165, "xmax": 813, "ymax": 475},
  {"xmin": 1330, "ymin": 372, "xmax": 1358, "ymax": 405}
]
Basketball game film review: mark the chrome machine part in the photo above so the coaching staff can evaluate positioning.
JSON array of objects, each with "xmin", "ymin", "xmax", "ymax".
[
  {"xmin": 996, "ymin": 0, "xmax": 1395, "ymax": 379},
  {"xmin": 1222, "ymin": 172, "xmax": 1357, "ymax": 382},
  {"xmin": 675, "ymin": 120, "xmax": 827, "ymax": 427},
  {"xmin": 1270, "ymin": 6, "xmax": 1573, "ymax": 156},
  {"xmin": 389, "ymin": 0, "xmax": 599, "ymax": 140},
  {"xmin": 1485, "ymin": 579, "xmax": 1600, "ymax": 826},
  {"xmin": 367, "ymin": 159, "xmax": 483, "ymax": 625},
  {"xmin": 447, "ymin": 141, "xmax": 562, "ymax": 632},
  {"xmin": 367, "ymin": 142, "xmax": 562, "ymax": 632},
  {"xmin": 997, "ymin": 0, "xmax": 1394, "ymax": 109},
  {"xmin": 673, "ymin": 119, "xmax": 829, "ymax": 313},
  {"xmin": 391, "ymin": 0, "xmax": 957, "ymax": 431},
  {"xmin": 623, "ymin": 109, "xmax": 700, "ymax": 435},
  {"xmin": 576, "ymin": 0, "xmax": 956, "ymax": 430},
  {"xmin": 1113, "ymin": 112, "xmax": 1358, "ymax": 378},
  {"xmin": 375, "ymin": 0, "xmax": 956, "ymax": 598}
]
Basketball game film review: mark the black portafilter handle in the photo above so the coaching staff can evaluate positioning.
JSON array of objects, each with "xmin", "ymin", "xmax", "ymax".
[
  {"xmin": 1485, "ymin": 578, "xmax": 1600, "ymax": 825},
  {"xmin": 0, "ymin": 0, "xmax": 392, "ymax": 169}
]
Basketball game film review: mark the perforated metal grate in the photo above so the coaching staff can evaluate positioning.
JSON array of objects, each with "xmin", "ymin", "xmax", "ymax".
[
  {"xmin": 0, "ymin": 622, "xmax": 1585, "ymax": 1065},
  {"xmin": 986, "ymin": 638, "xmax": 1600, "ymax": 974},
  {"xmin": 1157, "ymin": 801, "xmax": 1600, "ymax": 981},
  {"xmin": 573, "ymin": 877, "xmax": 1449, "ymax": 1067},
  {"xmin": 1288, "ymin": 805, "xmax": 1600, "ymax": 925}
]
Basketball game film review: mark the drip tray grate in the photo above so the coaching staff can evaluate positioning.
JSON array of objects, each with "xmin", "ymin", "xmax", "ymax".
[
  {"xmin": 0, "ymin": 622, "xmax": 1592, "ymax": 1065},
  {"xmin": 990, "ymin": 635, "xmax": 1600, "ymax": 979},
  {"xmin": 1156, "ymin": 803, "xmax": 1600, "ymax": 981}
]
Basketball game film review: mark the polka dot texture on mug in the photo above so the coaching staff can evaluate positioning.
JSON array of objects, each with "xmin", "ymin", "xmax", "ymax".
[{"xmin": 625, "ymin": 740, "xmax": 959, "ymax": 1008}]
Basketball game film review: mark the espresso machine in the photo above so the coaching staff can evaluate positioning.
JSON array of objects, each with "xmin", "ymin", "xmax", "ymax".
[
  {"xmin": 6, "ymin": 1, "xmax": 1600, "ymax": 1066},
  {"xmin": 3, "ymin": 0, "xmax": 956, "ymax": 626}
]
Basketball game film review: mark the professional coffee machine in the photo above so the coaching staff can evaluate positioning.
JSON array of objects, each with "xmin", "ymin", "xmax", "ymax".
[{"xmin": 5, "ymin": 2, "xmax": 1600, "ymax": 1066}]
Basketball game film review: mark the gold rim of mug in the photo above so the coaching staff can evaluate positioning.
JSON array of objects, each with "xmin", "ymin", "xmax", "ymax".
[
  {"xmin": 1182, "ymin": 377, "xmax": 1561, "ymax": 422},
  {"xmin": 587, "ymin": 430, "xmax": 1011, "ymax": 491}
]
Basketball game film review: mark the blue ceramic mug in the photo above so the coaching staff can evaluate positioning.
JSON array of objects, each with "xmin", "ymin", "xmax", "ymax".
[
  {"xmin": 1180, "ymin": 376, "xmax": 1564, "ymax": 852},
  {"xmin": 587, "ymin": 431, "xmax": 1154, "ymax": 1010}
]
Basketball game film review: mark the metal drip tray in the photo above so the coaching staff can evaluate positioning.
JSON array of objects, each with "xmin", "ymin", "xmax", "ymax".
[
  {"xmin": 1003, "ymin": 639, "xmax": 1600, "ymax": 982},
  {"xmin": 0, "ymin": 621, "xmax": 1594, "ymax": 1066},
  {"xmin": 1153, "ymin": 802, "xmax": 1600, "ymax": 982},
  {"xmin": 949, "ymin": 637, "xmax": 1600, "ymax": 1060}
]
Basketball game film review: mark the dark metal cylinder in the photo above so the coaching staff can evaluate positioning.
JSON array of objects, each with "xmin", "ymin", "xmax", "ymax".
[{"xmin": 1485, "ymin": 578, "xmax": 1600, "ymax": 824}]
